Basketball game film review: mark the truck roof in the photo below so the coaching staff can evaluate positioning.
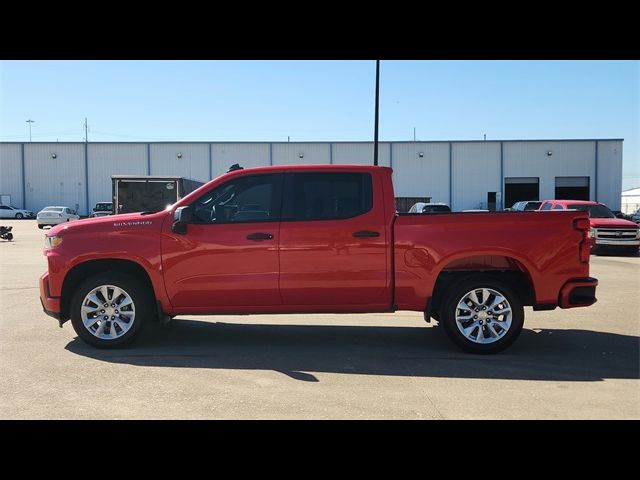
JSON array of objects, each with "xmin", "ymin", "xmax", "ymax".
[
  {"xmin": 543, "ymin": 200, "xmax": 602, "ymax": 205},
  {"xmin": 222, "ymin": 164, "xmax": 393, "ymax": 174}
]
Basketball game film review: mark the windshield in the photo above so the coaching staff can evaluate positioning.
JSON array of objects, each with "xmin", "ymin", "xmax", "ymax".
[
  {"xmin": 94, "ymin": 203, "xmax": 113, "ymax": 211},
  {"xmin": 43, "ymin": 207, "xmax": 64, "ymax": 212},
  {"xmin": 567, "ymin": 204, "xmax": 615, "ymax": 219}
]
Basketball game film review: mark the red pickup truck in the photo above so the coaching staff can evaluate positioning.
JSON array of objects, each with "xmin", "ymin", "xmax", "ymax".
[
  {"xmin": 40, "ymin": 165, "xmax": 598, "ymax": 353},
  {"xmin": 538, "ymin": 200, "xmax": 640, "ymax": 254}
]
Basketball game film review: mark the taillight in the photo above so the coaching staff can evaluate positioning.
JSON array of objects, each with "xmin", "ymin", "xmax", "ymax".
[{"xmin": 573, "ymin": 217, "xmax": 591, "ymax": 263}]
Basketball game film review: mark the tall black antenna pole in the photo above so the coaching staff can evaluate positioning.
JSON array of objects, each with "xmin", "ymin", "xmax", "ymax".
[{"xmin": 373, "ymin": 60, "xmax": 380, "ymax": 166}]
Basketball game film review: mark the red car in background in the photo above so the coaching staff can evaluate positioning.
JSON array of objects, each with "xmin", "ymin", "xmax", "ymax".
[{"xmin": 538, "ymin": 200, "xmax": 640, "ymax": 254}]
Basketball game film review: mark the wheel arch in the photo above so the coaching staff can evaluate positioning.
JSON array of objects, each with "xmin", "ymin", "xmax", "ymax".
[
  {"xmin": 61, "ymin": 259, "xmax": 157, "ymax": 321},
  {"xmin": 428, "ymin": 255, "xmax": 537, "ymax": 317}
]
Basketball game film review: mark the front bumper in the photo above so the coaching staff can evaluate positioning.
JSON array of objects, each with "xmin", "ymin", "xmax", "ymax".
[
  {"xmin": 595, "ymin": 239, "xmax": 640, "ymax": 246},
  {"xmin": 39, "ymin": 272, "xmax": 63, "ymax": 322},
  {"xmin": 559, "ymin": 277, "xmax": 598, "ymax": 309}
]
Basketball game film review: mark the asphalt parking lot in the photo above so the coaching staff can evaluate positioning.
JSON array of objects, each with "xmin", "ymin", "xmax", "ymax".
[{"xmin": 0, "ymin": 219, "xmax": 638, "ymax": 419}]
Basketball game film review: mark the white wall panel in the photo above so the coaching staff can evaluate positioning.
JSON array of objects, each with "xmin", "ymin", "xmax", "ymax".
[
  {"xmin": 391, "ymin": 143, "xmax": 450, "ymax": 202},
  {"xmin": 596, "ymin": 140, "xmax": 623, "ymax": 210},
  {"xmin": 0, "ymin": 144, "xmax": 23, "ymax": 208},
  {"xmin": 87, "ymin": 143, "xmax": 147, "ymax": 210},
  {"xmin": 24, "ymin": 144, "xmax": 87, "ymax": 215},
  {"xmin": 211, "ymin": 143, "xmax": 270, "ymax": 179},
  {"xmin": 504, "ymin": 141, "xmax": 596, "ymax": 201},
  {"xmin": 452, "ymin": 142, "xmax": 501, "ymax": 210},
  {"xmin": 272, "ymin": 143, "xmax": 330, "ymax": 165},
  {"xmin": 150, "ymin": 144, "xmax": 209, "ymax": 182},
  {"xmin": 331, "ymin": 143, "xmax": 391, "ymax": 166}
]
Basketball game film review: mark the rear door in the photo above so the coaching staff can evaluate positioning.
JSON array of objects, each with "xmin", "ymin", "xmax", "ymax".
[{"xmin": 278, "ymin": 171, "xmax": 389, "ymax": 308}]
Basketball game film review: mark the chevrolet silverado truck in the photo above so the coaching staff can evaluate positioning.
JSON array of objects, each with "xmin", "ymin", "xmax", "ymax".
[
  {"xmin": 40, "ymin": 165, "xmax": 598, "ymax": 353},
  {"xmin": 538, "ymin": 199, "xmax": 640, "ymax": 254}
]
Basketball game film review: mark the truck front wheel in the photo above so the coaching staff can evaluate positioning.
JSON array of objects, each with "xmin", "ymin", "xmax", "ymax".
[
  {"xmin": 70, "ymin": 272, "xmax": 151, "ymax": 348},
  {"xmin": 440, "ymin": 275, "xmax": 524, "ymax": 354}
]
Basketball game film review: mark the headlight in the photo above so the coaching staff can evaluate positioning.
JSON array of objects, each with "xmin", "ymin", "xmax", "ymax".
[
  {"xmin": 589, "ymin": 228, "xmax": 596, "ymax": 238},
  {"xmin": 45, "ymin": 235, "xmax": 63, "ymax": 248},
  {"xmin": 636, "ymin": 230, "xmax": 640, "ymax": 239}
]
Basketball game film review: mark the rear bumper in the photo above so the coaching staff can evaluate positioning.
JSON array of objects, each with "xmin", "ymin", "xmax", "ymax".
[
  {"xmin": 559, "ymin": 277, "xmax": 598, "ymax": 309},
  {"xmin": 39, "ymin": 272, "xmax": 63, "ymax": 320}
]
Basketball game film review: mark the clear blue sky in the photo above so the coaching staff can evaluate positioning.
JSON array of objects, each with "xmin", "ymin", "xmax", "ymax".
[{"xmin": 1, "ymin": 60, "xmax": 638, "ymax": 189}]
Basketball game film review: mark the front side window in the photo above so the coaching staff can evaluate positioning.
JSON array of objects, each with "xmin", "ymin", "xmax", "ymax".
[
  {"xmin": 553, "ymin": 204, "xmax": 564, "ymax": 210},
  {"xmin": 540, "ymin": 202, "xmax": 553, "ymax": 211},
  {"xmin": 286, "ymin": 172, "xmax": 372, "ymax": 221},
  {"xmin": 191, "ymin": 174, "xmax": 281, "ymax": 224}
]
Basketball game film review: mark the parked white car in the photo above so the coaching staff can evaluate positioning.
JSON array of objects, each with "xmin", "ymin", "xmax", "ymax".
[
  {"xmin": 37, "ymin": 206, "xmax": 80, "ymax": 229},
  {"xmin": 0, "ymin": 205, "xmax": 35, "ymax": 219}
]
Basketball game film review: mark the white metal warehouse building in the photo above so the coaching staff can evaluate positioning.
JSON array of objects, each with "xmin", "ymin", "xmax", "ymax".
[{"xmin": 0, "ymin": 139, "xmax": 623, "ymax": 216}]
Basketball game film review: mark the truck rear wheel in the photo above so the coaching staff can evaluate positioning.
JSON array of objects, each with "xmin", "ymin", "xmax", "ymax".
[
  {"xmin": 440, "ymin": 275, "xmax": 524, "ymax": 354},
  {"xmin": 70, "ymin": 272, "xmax": 152, "ymax": 348}
]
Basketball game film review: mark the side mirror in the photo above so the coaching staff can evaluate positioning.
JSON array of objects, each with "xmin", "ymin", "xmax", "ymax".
[{"xmin": 172, "ymin": 206, "xmax": 193, "ymax": 234}]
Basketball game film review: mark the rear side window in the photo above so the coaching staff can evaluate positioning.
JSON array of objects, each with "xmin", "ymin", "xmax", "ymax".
[
  {"xmin": 286, "ymin": 172, "xmax": 372, "ymax": 221},
  {"xmin": 553, "ymin": 204, "xmax": 564, "ymax": 210},
  {"xmin": 540, "ymin": 202, "xmax": 553, "ymax": 211}
]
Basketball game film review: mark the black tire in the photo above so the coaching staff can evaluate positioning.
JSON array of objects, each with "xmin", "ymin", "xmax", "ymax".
[
  {"xmin": 5, "ymin": 233, "xmax": 13, "ymax": 241},
  {"xmin": 15, "ymin": 213, "xmax": 23, "ymax": 219},
  {"xmin": 70, "ymin": 272, "xmax": 153, "ymax": 348},
  {"xmin": 38, "ymin": 224, "xmax": 44, "ymax": 229},
  {"xmin": 440, "ymin": 275, "xmax": 524, "ymax": 354}
]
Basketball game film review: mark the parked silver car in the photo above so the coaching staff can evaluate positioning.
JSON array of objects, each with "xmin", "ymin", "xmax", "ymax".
[{"xmin": 0, "ymin": 205, "xmax": 35, "ymax": 219}]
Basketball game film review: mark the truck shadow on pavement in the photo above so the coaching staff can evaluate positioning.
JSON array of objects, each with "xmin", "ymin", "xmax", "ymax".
[{"xmin": 65, "ymin": 321, "xmax": 639, "ymax": 382}]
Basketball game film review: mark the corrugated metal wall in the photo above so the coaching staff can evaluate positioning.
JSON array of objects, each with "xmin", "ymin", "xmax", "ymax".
[
  {"xmin": 272, "ymin": 143, "xmax": 330, "ymax": 165},
  {"xmin": 0, "ymin": 144, "xmax": 23, "ymax": 207},
  {"xmin": 331, "ymin": 143, "xmax": 391, "ymax": 166},
  {"xmin": 504, "ymin": 141, "xmax": 596, "ymax": 202},
  {"xmin": 24, "ymin": 143, "xmax": 87, "ymax": 215},
  {"xmin": 0, "ymin": 140, "xmax": 623, "ymax": 214},
  {"xmin": 390, "ymin": 142, "xmax": 450, "ymax": 202},
  {"xmin": 452, "ymin": 142, "xmax": 501, "ymax": 210},
  {"xmin": 87, "ymin": 144, "xmax": 147, "ymax": 210},
  {"xmin": 212, "ymin": 143, "xmax": 270, "ymax": 178},
  {"xmin": 596, "ymin": 140, "xmax": 623, "ymax": 210},
  {"xmin": 150, "ymin": 144, "xmax": 210, "ymax": 182}
]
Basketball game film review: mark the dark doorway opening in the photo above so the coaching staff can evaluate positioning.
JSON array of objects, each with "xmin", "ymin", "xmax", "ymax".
[
  {"xmin": 487, "ymin": 192, "xmax": 497, "ymax": 211},
  {"xmin": 555, "ymin": 177, "xmax": 590, "ymax": 201},
  {"xmin": 504, "ymin": 177, "xmax": 539, "ymax": 209}
]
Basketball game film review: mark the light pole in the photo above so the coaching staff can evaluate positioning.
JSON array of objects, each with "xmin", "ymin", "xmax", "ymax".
[
  {"xmin": 373, "ymin": 60, "xmax": 380, "ymax": 166},
  {"xmin": 26, "ymin": 119, "xmax": 35, "ymax": 142}
]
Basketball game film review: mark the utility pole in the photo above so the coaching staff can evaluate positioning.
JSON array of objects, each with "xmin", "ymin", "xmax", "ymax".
[
  {"xmin": 413, "ymin": 127, "xmax": 416, "ymax": 142},
  {"xmin": 84, "ymin": 117, "xmax": 89, "ymax": 142},
  {"xmin": 26, "ymin": 119, "xmax": 35, "ymax": 142},
  {"xmin": 373, "ymin": 60, "xmax": 380, "ymax": 166}
]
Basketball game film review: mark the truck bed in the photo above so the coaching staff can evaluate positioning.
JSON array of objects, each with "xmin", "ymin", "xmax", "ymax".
[{"xmin": 393, "ymin": 210, "xmax": 590, "ymax": 310}]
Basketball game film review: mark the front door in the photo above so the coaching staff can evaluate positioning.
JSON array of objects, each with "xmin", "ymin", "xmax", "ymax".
[
  {"xmin": 278, "ymin": 171, "xmax": 389, "ymax": 308},
  {"xmin": 162, "ymin": 173, "xmax": 283, "ymax": 309}
]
